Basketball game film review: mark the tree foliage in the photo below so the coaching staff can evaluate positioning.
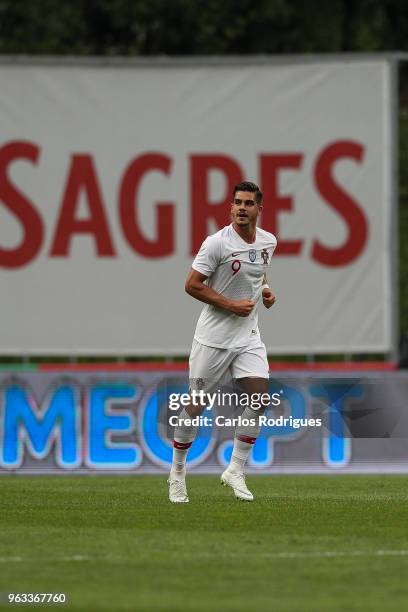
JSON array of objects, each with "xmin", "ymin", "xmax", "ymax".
[{"xmin": 0, "ymin": 0, "xmax": 408, "ymax": 55}]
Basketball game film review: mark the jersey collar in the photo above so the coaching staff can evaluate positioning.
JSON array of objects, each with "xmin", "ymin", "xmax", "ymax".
[{"xmin": 230, "ymin": 223, "xmax": 257, "ymax": 247}]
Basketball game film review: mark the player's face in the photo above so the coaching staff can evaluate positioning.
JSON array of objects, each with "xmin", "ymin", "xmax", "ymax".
[{"xmin": 231, "ymin": 191, "xmax": 262, "ymax": 227}]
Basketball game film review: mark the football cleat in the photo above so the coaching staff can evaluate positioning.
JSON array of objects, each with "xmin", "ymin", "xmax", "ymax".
[
  {"xmin": 220, "ymin": 469, "xmax": 254, "ymax": 502},
  {"xmin": 168, "ymin": 477, "xmax": 189, "ymax": 503}
]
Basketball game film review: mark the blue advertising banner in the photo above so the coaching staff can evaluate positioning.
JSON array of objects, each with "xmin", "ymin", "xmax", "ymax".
[{"xmin": 0, "ymin": 369, "xmax": 407, "ymax": 474}]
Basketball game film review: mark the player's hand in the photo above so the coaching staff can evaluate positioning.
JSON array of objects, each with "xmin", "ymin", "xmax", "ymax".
[
  {"xmin": 229, "ymin": 299, "xmax": 255, "ymax": 317},
  {"xmin": 262, "ymin": 288, "xmax": 276, "ymax": 309}
]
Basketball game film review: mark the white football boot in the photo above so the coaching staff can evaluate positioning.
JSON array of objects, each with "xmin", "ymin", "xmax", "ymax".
[
  {"xmin": 220, "ymin": 469, "xmax": 254, "ymax": 502},
  {"xmin": 168, "ymin": 477, "xmax": 189, "ymax": 503}
]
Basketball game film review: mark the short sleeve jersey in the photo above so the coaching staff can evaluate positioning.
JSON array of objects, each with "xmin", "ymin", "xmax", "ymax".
[{"xmin": 191, "ymin": 224, "xmax": 277, "ymax": 349}]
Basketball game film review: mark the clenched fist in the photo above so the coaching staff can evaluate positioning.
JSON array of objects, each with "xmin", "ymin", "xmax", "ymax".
[
  {"xmin": 229, "ymin": 299, "xmax": 255, "ymax": 317},
  {"xmin": 262, "ymin": 288, "xmax": 276, "ymax": 309}
]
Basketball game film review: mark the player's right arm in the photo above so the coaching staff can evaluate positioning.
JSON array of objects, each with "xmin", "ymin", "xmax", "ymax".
[{"xmin": 185, "ymin": 269, "xmax": 254, "ymax": 317}]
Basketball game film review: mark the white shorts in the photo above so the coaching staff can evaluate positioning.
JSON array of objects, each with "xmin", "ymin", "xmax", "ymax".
[{"xmin": 189, "ymin": 339, "xmax": 269, "ymax": 391}]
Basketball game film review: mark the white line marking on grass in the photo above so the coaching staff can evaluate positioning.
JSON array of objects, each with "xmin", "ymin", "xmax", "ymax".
[
  {"xmin": 376, "ymin": 550, "xmax": 408, "ymax": 556},
  {"xmin": 0, "ymin": 550, "xmax": 407, "ymax": 563},
  {"xmin": 231, "ymin": 550, "xmax": 408, "ymax": 559},
  {"xmin": 0, "ymin": 555, "xmax": 93, "ymax": 563}
]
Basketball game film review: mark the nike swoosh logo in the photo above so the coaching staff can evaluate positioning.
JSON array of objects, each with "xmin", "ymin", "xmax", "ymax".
[{"xmin": 232, "ymin": 252, "xmax": 241, "ymax": 257}]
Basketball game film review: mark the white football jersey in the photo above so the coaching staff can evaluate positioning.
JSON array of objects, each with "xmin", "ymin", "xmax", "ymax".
[{"xmin": 191, "ymin": 224, "xmax": 277, "ymax": 349}]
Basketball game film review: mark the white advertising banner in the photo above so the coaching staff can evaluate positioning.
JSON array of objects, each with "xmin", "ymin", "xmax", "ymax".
[{"xmin": 0, "ymin": 58, "xmax": 394, "ymax": 354}]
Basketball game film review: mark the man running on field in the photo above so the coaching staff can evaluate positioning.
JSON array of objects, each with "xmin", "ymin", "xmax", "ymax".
[{"xmin": 168, "ymin": 181, "xmax": 277, "ymax": 503}]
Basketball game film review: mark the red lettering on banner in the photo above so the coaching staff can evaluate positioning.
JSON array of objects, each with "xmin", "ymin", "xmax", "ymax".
[
  {"xmin": 50, "ymin": 155, "xmax": 115, "ymax": 257},
  {"xmin": 119, "ymin": 153, "xmax": 174, "ymax": 257},
  {"xmin": 0, "ymin": 141, "xmax": 44, "ymax": 268},
  {"xmin": 190, "ymin": 155, "xmax": 243, "ymax": 254},
  {"xmin": 260, "ymin": 154, "xmax": 303, "ymax": 255},
  {"xmin": 0, "ymin": 141, "xmax": 369, "ymax": 268},
  {"xmin": 312, "ymin": 141, "xmax": 368, "ymax": 267}
]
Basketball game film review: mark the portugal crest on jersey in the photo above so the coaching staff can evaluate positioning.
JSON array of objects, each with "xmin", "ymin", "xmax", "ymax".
[{"xmin": 248, "ymin": 249, "xmax": 256, "ymax": 262}]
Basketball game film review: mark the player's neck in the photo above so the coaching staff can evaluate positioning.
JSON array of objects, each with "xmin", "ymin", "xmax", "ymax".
[{"xmin": 232, "ymin": 222, "xmax": 256, "ymax": 244}]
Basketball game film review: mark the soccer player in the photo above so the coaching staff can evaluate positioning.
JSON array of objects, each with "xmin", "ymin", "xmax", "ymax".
[{"xmin": 168, "ymin": 181, "xmax": 277, "ymax": 503}]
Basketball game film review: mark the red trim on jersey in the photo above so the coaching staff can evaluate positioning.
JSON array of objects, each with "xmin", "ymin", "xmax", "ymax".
[{"xmin": 237, "ymin": 435, "xmax": 256, "ymax": 445}]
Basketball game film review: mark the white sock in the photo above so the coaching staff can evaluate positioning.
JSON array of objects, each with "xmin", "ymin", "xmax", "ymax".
[
  {"xmin": 171, "ymin": 447, "xmax": 189, "ymax": 479},
  {"xmin": 229, "ymin": 437, "xmax": 254, "ymax": 473},
  {"xmin": 228, "ymin": 407, "xmax": 261, "ymax": 473},
  {"xmin": 170, "ymin": 408, "xmax": 198, "ymax": 480}
]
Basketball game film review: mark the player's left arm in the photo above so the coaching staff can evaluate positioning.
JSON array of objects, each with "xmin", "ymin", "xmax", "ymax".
[{"xmin": 262, "ymin": 273, "xmax": 276, "ymax": 309}]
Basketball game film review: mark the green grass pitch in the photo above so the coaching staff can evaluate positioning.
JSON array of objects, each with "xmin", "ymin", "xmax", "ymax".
[{"xmin": 1, "ymin": 475, "xmax": 408, "ymax": 611}]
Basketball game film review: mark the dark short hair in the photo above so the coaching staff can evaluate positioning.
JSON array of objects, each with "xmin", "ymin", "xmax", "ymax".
[{"xmin": 233, "ymin": 181, "xmax": 263, "ymax": 205}]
